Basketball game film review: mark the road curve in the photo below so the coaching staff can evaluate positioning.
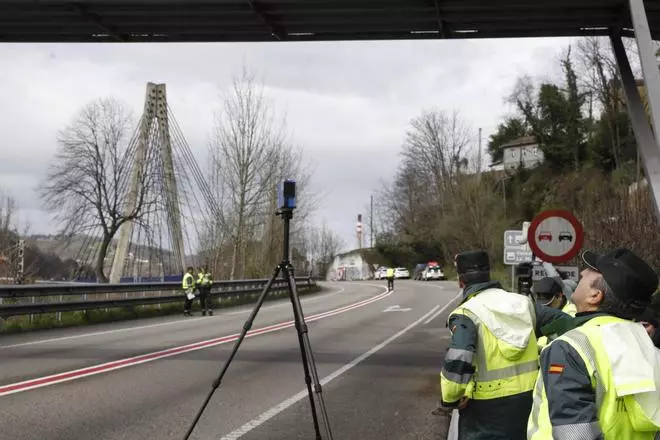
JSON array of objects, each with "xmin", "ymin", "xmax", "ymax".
[{"xmin": 0, "ymin": 280, "xmax": 460, "ymax": 440}]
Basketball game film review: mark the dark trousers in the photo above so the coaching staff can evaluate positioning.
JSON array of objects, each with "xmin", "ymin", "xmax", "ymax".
[
  {"xmin": 184, "ymin": 294, "xmax": 193, "ymax": 313},
  {"xmin": 199, "ymin": 286, "xmax": 212, "ymax": 310},
  {"xmin": 387, "ymin": 277, "xmax": 394, "ymax": 290}
]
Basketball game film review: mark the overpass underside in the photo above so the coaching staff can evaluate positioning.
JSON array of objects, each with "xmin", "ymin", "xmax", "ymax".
[{"xmin": 0, "ymin": 0, "xmax": 659, "ymax": 222}]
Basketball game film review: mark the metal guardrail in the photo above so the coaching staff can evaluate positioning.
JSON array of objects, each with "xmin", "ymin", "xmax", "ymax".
[{"xmin": 0, "ymin": 277, "xmax": 314, "ymax": 317}]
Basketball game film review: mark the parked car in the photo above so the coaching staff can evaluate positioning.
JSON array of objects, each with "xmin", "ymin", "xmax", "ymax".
[
  {"xmin": 422, "ymin": 266, "xmax": 446, "ymax": 281},
  {"xmin": 394, "ymin": 267, "xmax": 410, "ymax": 279},
  {"xmin": 374, "ymin": 266, "xmax": 388, "ymax": 280}
]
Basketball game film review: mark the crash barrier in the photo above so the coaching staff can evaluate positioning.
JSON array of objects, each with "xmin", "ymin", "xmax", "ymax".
[{"xmin": 0, "ymin": 277, "xmax": 315, "ymax": 317}]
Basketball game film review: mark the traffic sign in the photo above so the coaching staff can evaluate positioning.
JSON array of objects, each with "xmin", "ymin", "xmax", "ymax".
[
  {"xmin": 527, "ymin": 210, "xmax": 584, "ymax": 264},
  {"xmin": 503, "ymin": 230, "xmax": 533, "ymax": 265},
  {"xmin": 532, "ymin": 265, "xmax": 579, "ymax": 282}
]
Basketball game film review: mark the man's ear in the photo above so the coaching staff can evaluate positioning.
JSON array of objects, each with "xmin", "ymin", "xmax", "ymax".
[{"xmin": 586, "ymin": 288, "xmax": 604, "ymax": 307}]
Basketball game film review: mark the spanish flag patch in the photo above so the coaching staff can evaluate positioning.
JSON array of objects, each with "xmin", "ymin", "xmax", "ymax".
[{"xmin": 548, "ymin": 363, "xmax": 565, "ymax": 374}]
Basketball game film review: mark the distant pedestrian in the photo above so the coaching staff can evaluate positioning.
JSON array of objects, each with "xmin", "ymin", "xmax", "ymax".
[
  {"xmin": 182, "ymin": 266, "xmax": 196, "ymax": 316},
  {"xmin": 386, "ymin": 267, "xmax": 395, "ymax": 291}
]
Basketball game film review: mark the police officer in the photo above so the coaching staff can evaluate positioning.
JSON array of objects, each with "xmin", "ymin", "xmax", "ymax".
[
  {"xmin": 635, "ymin": 308, "xmax": 660, "ymax": 348},
  {"xmin": 198, "ymin": 266, "xmax": 213, "ymax": 316},
  {"xmin": 386, "ymin": 267, "xmax": 395, "ymax": 291},
  {"xmin": 182, "ymin": 266, "xmax": 196, "ymax": 316},
  {"xmin": 535, "ymin": 276, "xmax": 578, "ymax": 351},
  {"xmin": 439, "ymin": 250, "xmax": 570, "ymax": 439},
  {"xmin": 527, "ymin": 248, "xmax": 660, "ymax": 439}
]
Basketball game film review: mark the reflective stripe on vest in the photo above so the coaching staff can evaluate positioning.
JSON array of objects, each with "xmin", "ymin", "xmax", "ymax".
[
  {"xmin": 182, "ymin": 273, "xmax": 194, "ymax": 289},
  {"xmin": 449, "ymin": 288, "xmax": 539, "ymax": 400},
  {"xmin": 528, "ymin": 316, "xmax": 660, "ymax": 440}
]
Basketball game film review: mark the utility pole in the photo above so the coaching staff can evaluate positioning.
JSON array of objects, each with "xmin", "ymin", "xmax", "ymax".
[
  {"xmin": 477, "ymin": 127, "xmax": 482, "ymax": 181},
  {"xmin": 370, "ymin": 195, "xmax": 374, "ymax": 248}
]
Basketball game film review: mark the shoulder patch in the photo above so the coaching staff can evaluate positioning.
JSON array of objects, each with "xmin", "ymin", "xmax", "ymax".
[
  {"xmin": 451, "ymin": 325, "xmax": 456, "ymax": 333},
  {"xmin": 548, "ymin": 363, "xmax": 565, "ymax": 374}
]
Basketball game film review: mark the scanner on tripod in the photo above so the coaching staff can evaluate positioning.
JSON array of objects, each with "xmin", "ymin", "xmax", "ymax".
[{"xmin": 184, "ymin": 178, "xmax": 333, "ymax": 440}]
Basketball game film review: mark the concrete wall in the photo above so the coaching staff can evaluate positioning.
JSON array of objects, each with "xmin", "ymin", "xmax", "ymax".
[{"xmin": 325, "ymin": 249, "xmax": 372, "ymax": 281}]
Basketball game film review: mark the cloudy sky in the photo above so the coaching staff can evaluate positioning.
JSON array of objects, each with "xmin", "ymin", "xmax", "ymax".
[{"xmin": 0, "ymin": 37, "xmax": 575, "ymax": 252}]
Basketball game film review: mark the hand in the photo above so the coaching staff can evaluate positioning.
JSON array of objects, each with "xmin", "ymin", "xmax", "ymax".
[{"xmin": 458, "ymin": 396, "xmax": 469, "ymax": 409}]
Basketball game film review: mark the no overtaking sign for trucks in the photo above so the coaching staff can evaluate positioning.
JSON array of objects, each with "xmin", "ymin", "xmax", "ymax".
[{"xmin": 527, "ymin": 210, "xmax": 584, "ymax": 264}]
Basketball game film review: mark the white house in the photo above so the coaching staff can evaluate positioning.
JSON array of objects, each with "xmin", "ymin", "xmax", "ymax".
[
  {"xmin": 490, "ymin": 136, "xmax": 544, "ymax": 171},
  {"xmin": 325, "ymin": 249, "xmax": 372, "ymax": 281}
]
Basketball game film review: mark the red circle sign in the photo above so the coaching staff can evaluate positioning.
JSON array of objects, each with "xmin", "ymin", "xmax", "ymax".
[{"xmin": 527, "ymin": 210, "xmax": 584, "ymax": 264}]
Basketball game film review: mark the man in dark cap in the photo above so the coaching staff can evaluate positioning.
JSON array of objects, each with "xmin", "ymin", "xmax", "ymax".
[
  {"xmin": 634, "ymin": 307, "xmax": 660, "ymax": 349},
  {"xmin": 438, "ymin": 250, "xmax": 569, "ymax": 440},
  {"xmin": 535, "ymin": 276, "xmax": 578, "ymax": 351},
  {"xmin": 528, "ymin": 248, "xmax": 660, "ymax": 439}
]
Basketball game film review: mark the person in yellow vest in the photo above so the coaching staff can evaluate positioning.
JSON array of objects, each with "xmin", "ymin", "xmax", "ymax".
[
  {"xmin": 182, "ymin": 266, "xmax": 196, "ymax": 317},
  {"xmin": 438, "ymin": 250, "xmax": 570, "ymax": 439},
  {"xmin": 198, "ymin": 266, "xmax": 213, "ymax": 316},
  {"xmin": 386, "ymin": 267, "xmax": 395, "ymax": 291},
  {"xmin": 527, "ymin": 248, "xmax": 660, "ymax": 439},
  {"xmin": 535, "ymin": 277, "xmax": 578, "ymax": 351}
]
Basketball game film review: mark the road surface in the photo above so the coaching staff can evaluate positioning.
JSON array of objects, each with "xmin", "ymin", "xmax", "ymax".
[{"xmin": 0, "ymin": 280, "xmax": 460, "ymax": 440}]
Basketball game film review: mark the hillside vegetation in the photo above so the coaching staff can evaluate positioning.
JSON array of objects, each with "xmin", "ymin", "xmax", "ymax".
[{"xmin": 370, "ymin": 37, "xmax": 659, "ymax": 291}]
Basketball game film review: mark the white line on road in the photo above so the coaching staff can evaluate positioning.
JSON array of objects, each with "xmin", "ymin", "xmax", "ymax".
[
  {"xmin": 0, "ymin": 286, "xmax": 349, "ymax": 350},
  {"xmin": 227, "ymin": 287, "xmax": 345, "ymax": 315},
  {"xmin": 219, "ymin": 300, "xmax": 448, "ymax": 440},
  {"xmin": 423, "ymin": 291, "xmax": 462, "ymax": 325}
]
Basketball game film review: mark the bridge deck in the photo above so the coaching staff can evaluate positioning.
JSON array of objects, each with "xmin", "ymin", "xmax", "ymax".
[{"xmin": 0, "ymin": 0, "xmax": 657, "ymax": 43}]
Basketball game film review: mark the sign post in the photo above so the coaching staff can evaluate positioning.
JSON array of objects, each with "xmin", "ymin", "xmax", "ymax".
[
  {"xmin": 503, "ymin": 230, "xmax": 533, "ymax": 265},
  {"xmin": 527, "ymin": 210, "xmax": 584, "ymax": 264}
]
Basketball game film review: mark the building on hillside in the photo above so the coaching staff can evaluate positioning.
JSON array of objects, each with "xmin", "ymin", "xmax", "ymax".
[
  {"xmin": 326, "ymin": 249, "xmax": 372, "ymax": 281},
  {"xmin": 489, "ymin": 136, "xmax": 544, "ymax": 171}
]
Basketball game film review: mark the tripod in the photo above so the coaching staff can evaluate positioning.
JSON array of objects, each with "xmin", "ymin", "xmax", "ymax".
[{"xmin": 183, "ymin": 208, "xmax": 333, "ymax": 440}]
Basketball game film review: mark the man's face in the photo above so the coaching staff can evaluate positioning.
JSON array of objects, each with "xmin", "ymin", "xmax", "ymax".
[
  {"xmin": 571, "ymin": 268, "xmax": 603, "ymax": 312},
  {"xmin": 640, "ymin": 321, "xmax": 657, "ymax": 338}
]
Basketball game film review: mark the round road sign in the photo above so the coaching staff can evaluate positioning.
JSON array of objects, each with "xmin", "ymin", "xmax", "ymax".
[{"xmin": 527, "ymin": 210, "xmax": 584, "ymax": 264}]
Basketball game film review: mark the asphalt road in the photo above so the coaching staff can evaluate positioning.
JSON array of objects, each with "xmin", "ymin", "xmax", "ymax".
[{"xmin": 0, "ymin": 280, "xmax": 460, "ymax": 440}]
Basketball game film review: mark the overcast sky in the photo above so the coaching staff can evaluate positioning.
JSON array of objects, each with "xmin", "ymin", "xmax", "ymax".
[{"xmin": 0, "ymin": 37, "xmax": 574, "ymax": 252}]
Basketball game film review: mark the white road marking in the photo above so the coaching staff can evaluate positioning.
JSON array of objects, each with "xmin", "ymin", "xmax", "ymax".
[
  {"xmin": 219, "ymin": 301, "xmax": 448, "ymax": 440},
  {"xmin": 383, "ymin": 305, "xmax": 412, "ymax": 312},
  {"xmin": 0, "ymin": 286, "xmax": 350, "ymax": 349},
  {"xmin": 423, "ymin": 291, "xmax": 462, "ymax": 325}
]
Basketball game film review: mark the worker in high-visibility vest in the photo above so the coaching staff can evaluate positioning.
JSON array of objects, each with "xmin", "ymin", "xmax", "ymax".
[
  {"xmin": 386, "ymin": 267, "xmax": 395, "ymax": 291},
  {"xmin": 438, "ymin": 250, "xmax": 570, "ymax": 439},
  {"xmin": 198, "ymin": 266, "xmax": 213, "ymax": 316},
  {"xmin": 528, "ymin": 248, "xmax": 660, "ymax": 439},
  {"xmin": 182, "ymin": 266, "xmax": 196, "ymax": 316},
  {"xmin": 535, "ymin": 276, "xmax": 577, "ymax": 351}
]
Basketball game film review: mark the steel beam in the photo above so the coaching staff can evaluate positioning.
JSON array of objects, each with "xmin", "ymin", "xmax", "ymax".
[
  {"xmin": 246, "ymin": 0, "xmax": 283, "ymax": 40},
  {"xmin": 610, "ymin": 27, "xmax": 660, "ymax": 223}
]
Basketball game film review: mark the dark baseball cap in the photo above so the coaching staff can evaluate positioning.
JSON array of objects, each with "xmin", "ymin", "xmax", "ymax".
[
  {"xmin": 455, "ymin": 250, "xmax": 490, "ymax": 274},
  {"xmin": 581, "ymin": 248, "xmax": 659, "ymax": 309},
  {"xmin": 534, "ymin": 277, "xmax": 563, "ymax": 300}
]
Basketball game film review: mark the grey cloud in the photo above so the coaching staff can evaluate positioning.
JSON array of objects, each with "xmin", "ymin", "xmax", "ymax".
[{"xmin": 0, "ymin": 37, "xmax": 572, "ymax": 249}]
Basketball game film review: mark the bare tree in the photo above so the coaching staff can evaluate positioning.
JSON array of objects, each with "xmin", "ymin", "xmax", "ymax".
[
  {"xmin": 401, "ymin": 109, "xmax": 472, "ymax": 200},
  {"xmin": 307, "ymin": 222, "xmax": 344, "ymax": 279},
  {"xmin": 211, "ymin": 69, "xmax": 314, "ymax": 279},
  {"xmin": 38, "ymin": 97, "xmax": 155, "ymax": 282}
]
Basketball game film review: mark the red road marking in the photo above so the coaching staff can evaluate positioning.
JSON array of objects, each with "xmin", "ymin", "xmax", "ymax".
[{"xmin": 0, "ymin": 288, "xmax": 392, "ymax": 397}]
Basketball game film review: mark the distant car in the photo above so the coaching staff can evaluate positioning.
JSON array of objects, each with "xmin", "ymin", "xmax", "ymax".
[
  {"xmin": 538, "ymin": 231, "xmax": 553, "ymax": 242},
  {"xmin": 422, "ymin": 266, "xmax": 445, "ymax": 281},
  {"xmin": 558, "ymin": 231, "xmax": 573, "ymax": 242},
  {"xmin": 374, "ymin": 267, "xmax": 388, "ymax": 280},
  {"xmin": 394, "ymin": 267, "xmax": 410, "ymax": 279}
]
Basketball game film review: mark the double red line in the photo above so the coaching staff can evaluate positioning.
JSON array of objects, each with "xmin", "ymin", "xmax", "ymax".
[{"xmin": 0, "ymin": 288, "xmax": 391, "ymax": 397}]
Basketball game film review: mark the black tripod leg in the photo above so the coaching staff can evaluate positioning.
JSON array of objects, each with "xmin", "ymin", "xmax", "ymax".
[
  {"xmin": 183, "ymin": 265, "xmax": 282, "ymax": 440},
  {"xmin": 283, "ymin": 266, "xmax": 334, "ymax": 440}
]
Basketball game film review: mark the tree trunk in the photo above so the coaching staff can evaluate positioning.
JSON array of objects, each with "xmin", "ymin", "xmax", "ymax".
[{"xmin": 95, "ymin": 234, "xmax": 113, "ymax": 283}]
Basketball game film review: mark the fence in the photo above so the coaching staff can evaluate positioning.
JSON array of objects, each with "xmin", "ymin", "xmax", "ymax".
[{"xmin": 0, "ymin": 277, "xmax": 314, "ymax": 318}]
